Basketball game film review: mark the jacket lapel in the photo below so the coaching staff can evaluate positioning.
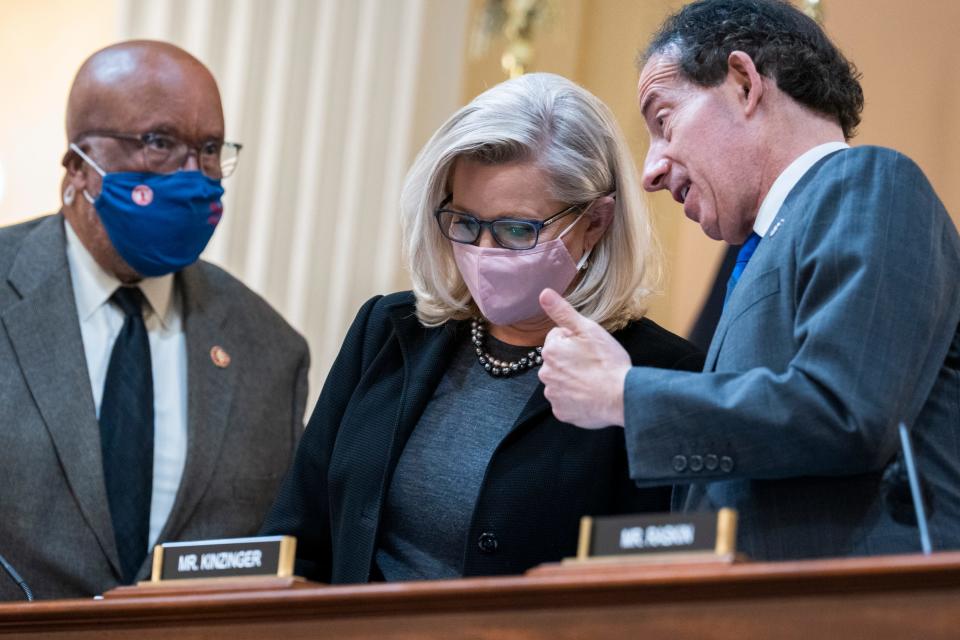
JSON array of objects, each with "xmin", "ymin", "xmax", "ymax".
[
  {"xmin": 1, "ymin": 215, "xmax": 123, "ymax": 577},
  {"xmin": 704, "ymin": 231, "xmax": 777, "ymax": 371},
  {"xmin": 513, "ymin": 385, "xmax": 550, "ymax": 430},
  {"xmin": 704, "ymin": 311, "xmax": 730, "ymax": 371},
  {"xmin": 383, "ymin": 305, "xmax": 461, "ymax": 473},
  {"xmin": 149, "ymin": 264, "xmax": 236, "ymax": 549}
]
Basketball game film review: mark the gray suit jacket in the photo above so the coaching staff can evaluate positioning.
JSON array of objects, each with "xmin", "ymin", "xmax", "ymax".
[
  {"xmin": 624, "ymin": 146, "xmax": 960, "ymax": 560},
  {"xmin": 0, "ymin": 214, "xmax": 309, "ymax": 600}
]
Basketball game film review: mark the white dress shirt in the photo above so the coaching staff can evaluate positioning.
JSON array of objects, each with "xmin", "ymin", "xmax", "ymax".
[
  {"xmin": 753, "ymin": 141, "xmax": 850, "ymax": 237},
  {"xmin": 64, "ymin": 221, "xmax": 187, "ymax": 551}
]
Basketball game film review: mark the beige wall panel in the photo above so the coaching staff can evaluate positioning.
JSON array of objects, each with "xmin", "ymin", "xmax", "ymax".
[
  {"xmin": 463, "ymin": 0, "xmax": 584, "ymax": 96},
  {"xmin": 824, "ymin": 0, "xmax": 960, "ymax": 228},
  {"xmin": 0, "ymin": 0, "xmax": 119, "ymax": 226}
]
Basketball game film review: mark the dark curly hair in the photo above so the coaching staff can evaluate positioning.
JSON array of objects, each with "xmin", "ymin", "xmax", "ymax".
[{"xmin": 640, "ymin": 0, "xmax": 863, "ymax": 139}]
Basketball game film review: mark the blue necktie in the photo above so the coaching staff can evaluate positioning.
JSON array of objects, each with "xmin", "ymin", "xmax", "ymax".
[
  {"xmin": 724, "ymin": 232, "xmax": 762, "ymax": 305},
  {"xmin": 99, "ymin": 286, "xmax": 154, "ymax": 584}
]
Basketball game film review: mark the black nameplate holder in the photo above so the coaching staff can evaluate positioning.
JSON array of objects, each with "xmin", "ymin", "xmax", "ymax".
[
  {"xmin": 148, "ymin": 535, "xmax": 297, "ymax": 584},
  {"xmin": 567, "ymin": 509, "xmax": 738, "ymax": 564}
]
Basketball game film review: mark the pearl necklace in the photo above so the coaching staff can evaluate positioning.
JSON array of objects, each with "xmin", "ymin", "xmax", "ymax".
[{"xmin": 470, "ymin": 318, "xmax": 543, "ymax": 377}]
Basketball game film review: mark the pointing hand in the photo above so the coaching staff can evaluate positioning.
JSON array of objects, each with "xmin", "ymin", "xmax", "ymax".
[{"xmin": 537, "ymin": 288, "xmax": 631, "ymax": 429}]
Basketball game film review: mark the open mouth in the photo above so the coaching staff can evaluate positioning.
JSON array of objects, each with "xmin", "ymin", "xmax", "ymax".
[{"xmin": 673, "ymin": 183, "xmax": 690, "ymax": 204}]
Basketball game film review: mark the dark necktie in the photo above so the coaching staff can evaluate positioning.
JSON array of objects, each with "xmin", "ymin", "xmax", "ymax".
[
  {"xmin": 724, "ymin": 232, "xmax": 762, "ymax": 305},
  {"xmin": 99, "ymin": 286, "xmax": 154, "ymax": 584}
]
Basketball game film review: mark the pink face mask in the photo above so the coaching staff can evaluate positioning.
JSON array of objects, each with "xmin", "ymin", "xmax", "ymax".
[{"xmin": 452, "ymin": 216, "xmax": 590, "ymax": 326}]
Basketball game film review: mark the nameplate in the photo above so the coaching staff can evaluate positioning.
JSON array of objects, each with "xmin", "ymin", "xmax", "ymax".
[
  {"xmin": 573, "ymin": 509, "xmax": 737, "ymax": 562},
  {"xmin": 150, "ymin": 536, "xmax": 296, "ymax": 582}
]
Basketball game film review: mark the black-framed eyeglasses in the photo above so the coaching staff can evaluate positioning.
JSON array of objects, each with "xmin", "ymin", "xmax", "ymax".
[
  {"xmin": 76, "ymin": 130, "xmax": 243, "ymax": 179},
  {"xmin": 434, "ymin": 195, "xmax": 584, "ymax": 250}
]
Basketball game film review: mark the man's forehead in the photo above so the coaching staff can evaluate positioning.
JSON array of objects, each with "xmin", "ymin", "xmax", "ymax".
[
  {"xmin": 86, "ymin": 48, "xmax": 140, "ymax": 85},
  {"xmin": 80, "ymin": 81, "xmax": 222, "ymax": 134},
  {"xmin": 637, "ymin": 55, "xmax": 683, "ymax": 116},
  {"xmin": 67, "ymin": 42, "xmax": 224, "ymax": 140}
]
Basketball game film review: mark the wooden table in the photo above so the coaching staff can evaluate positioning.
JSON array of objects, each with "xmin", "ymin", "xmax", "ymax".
[{"xmin": 2, "ymin": 552, "xmax": 960, "ymax": 639}]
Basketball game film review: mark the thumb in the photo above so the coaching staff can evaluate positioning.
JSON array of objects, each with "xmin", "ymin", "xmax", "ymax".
[{"xmin": 540, "ymin": 288, "xmax": 588, "ymax": 334}]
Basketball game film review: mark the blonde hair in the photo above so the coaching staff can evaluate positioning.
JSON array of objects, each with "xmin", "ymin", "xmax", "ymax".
[{"xmin": 400, "ymin": 72, "xmax": 660, "ymax": 331}]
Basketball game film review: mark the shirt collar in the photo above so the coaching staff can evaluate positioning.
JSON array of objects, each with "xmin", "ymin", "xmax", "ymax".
[
  {"xmin": 753, "ymin": 141, "xmax": 850, "ymax": 237},
  {"xmin": 64, "ymin": 219, "xmax": 175, "ymax": 328}
]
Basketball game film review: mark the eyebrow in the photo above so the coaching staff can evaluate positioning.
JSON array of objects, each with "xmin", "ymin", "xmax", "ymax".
[
  {"xmin": 449, "ymin": 201, "xmax": 544, "ymax": 221},
  {"xmin": 140, "ymin": 121, "xmax": 179, "ymax": 134},
  {"xmin": 639, "ymin": 90, "xmax": 662, "ymax": 121},
  {"xmin": 141, "ymin": 121, "xmax": 226, "ymax": 142}
]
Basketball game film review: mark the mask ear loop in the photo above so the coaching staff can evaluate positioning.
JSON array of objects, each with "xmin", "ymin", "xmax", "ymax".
[
  {"xmin": 68, "ymin": 143, "xmax": 106, "ymax": 177},
  {"xmin": 556, "ymin": 207, "xmax": 588, "ymax": 241},
  {"xmin": 68, "ymin": 142, "xmax": 106, "ymax": 204},
  {"xmin": 562, "ymin": 190, "xmax": 616, "ymax": 271},
  {"xmin": 582, "ymin": 191, "xmax": 618, "ymax": 270},
  {"xmin": 576, "ymin": 247, "xmax": 592, "ymax": 271},
  {"xmin": 557, "ymin": 199, "xmax": 603, "ymax": 270}
]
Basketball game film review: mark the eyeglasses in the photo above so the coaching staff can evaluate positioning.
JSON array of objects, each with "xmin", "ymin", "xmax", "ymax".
[
  {"xmin": 434, "ymin": 196, "xmax": 583, "ymax": 250},
  {"xmin": 76, "ymin": 130, "xmax": 243, "ymax": 179}
]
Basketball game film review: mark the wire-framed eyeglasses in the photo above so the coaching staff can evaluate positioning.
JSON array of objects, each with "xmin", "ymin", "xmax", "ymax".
[
  {"xmin": 75, "ymin": 130, "xmax": 243, "ymax": 179},
  {"xmin": 434, "ymin": 195, "xmax": 584, "ymax": 250}
]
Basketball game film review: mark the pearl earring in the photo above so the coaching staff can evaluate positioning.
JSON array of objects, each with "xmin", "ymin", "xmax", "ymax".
[{"xmin": 63, "ymin": 184, "xmax": 76, "ymax": 206}]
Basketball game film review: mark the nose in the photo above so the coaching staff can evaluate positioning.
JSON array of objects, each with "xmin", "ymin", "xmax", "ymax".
[
  {"xmin": 181, "ymin": 149, "xmax": 201, "ymax": 172},
  {"xmin": 642, "ymin": 153, "xmax": 670, "ymax": 193},
  {"xmin": 476, "ymin": 227, "xmax": 498, "ymax": 249}
]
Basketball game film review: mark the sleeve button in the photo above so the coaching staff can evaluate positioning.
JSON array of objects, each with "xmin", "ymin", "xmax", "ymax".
[
  {"xmin": 720, "ymin": 456, "xmax": 735, "ymax": 473},
  {"xmin": 704, "ymin": 454, "xmax": 719, "ymax": 471},
  {"xmin": 689, "ymin": 455, "xmax": 704, "ymax": 472}
]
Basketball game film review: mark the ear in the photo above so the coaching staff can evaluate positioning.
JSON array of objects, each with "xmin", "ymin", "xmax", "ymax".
[
  {"xmin": 583, "ymin": 195, "xmax": 615, "ymax": 250},
  {"xmin": 61, "ymin": 146, "xmax": 90, "ymax": 191},
  {"xmin": 726, "ymin": 50, "xmax": 764, "ymax": 117}
]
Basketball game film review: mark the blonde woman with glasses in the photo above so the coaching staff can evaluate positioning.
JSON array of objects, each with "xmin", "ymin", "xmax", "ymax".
[{"xmin": 262, "ymin": 73, "xmax": 703, "ymax": 583}]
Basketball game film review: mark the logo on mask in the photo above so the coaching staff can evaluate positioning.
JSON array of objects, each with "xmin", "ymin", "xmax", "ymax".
[
  {"xmin": 208, "ymin": 201, "xmax": 223, "ymax": 225},
  {"xmin": 131, "ymin": 185, "xmax": 154, "ymax": 207}
]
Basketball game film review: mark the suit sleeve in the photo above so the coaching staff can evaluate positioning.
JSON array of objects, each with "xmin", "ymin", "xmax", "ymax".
[
  {"xmin": 260, "ymin": 295, "xmax": 382, "ymax": 581},
  {"xmin": 615, "ymin": 345, "xmax": 705, "ymax": 511},
  {"xmin": 623, "ymin": 150, "xmax": 960, "ymax": 485}
]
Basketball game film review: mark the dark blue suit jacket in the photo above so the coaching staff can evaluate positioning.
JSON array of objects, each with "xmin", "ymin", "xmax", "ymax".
[{"xmin": 624, "ymin": 146, "xmax": 960, "ymax": 559}]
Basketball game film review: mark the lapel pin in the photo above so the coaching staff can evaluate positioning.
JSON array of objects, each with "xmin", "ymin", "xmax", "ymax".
[
  {"xmin": 769, "ymin": 218, "xmax": 785, "ymax": 237},
  {"xmin": 210, "ymin": 345, "xmax": 231, "ymax": 369}
]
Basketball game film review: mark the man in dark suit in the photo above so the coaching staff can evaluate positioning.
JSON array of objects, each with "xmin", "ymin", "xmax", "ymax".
[
  {"xmin": 538, "ymin": 0, "xmax": 960, "ymax": 559},
  {"xmin": 0, "ymin": 41, "xmax": 309, "ymax": 600}
]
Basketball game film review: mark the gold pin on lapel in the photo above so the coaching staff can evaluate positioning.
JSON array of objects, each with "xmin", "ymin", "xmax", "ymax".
[{"xmin": 210, "ymin": 345, "xmax": 231, "ymax": 368}]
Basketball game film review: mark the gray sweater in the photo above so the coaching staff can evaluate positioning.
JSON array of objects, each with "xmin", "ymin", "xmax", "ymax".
[{"xmin": 375, "ymin": 333, "xmax": 541, "ymax": 580}]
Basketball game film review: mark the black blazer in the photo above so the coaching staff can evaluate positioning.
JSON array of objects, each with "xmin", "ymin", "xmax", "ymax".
[{"xmin": 262, "ymin": 291, "xmax": 704, "ymax": 583}]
